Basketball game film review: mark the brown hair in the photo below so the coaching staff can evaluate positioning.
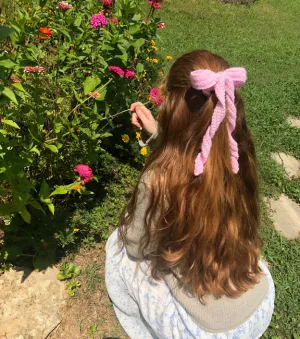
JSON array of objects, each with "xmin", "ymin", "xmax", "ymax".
[{"xmin": 119, "ymin": 50, "xmax": 262, "ymax": 299}]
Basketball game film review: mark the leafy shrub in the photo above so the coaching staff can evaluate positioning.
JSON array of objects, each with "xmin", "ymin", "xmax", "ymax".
[
  {"xmin": 0, "ymin": 150, "xmax": 139, "ymax": 269},
  {"xmin": 0, "ymin": 0, "xmax": 165, "ymax": 267}
]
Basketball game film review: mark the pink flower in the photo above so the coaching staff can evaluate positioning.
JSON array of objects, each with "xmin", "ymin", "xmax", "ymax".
[
  {"xmin": 74, "ymin": 164, "xmax": 93, "ymax": 184},
  {"xmin": 149, "ymin": 1, "xmax": 162, "ymax": 9},
  {"xmin": 102, "ymin": 0, "xmax": 113, "ymax": 6},
  {"xmin": 110, "ymin": 17, "xmax": 118, "ymax": 24},
  {"xmin": 157, "ymin": 22, "xmax": 165, "ymax": 29},
  {"xmin": 90, "ymin": 14, "xmax": 108, "ymax": 29},
  {"xmin": 57, "ymin": 1, "xmax": 72, "ymax": 10},
  {"xmin": 10, "ymin": 76, "xmax": 21, "ymax": 83},
  {"xmin": 108, "ymin": 65, "xmax": 125, "ymax": 76},
  {"xmin": 24, "ymin": 66, "xmax": 45, "ymax": 73},
  {"xmin": 149, "ymin": 88, "xmax": 164, "ymax": 106},
  {"xmin": 124, "ymin": 68, "xmax": 135, "ymax": 79}
]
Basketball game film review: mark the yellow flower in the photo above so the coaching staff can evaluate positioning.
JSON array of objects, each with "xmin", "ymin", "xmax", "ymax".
[
  {"xmin": 27, "ymin": 7, "xmax": 32, "ymax": 12},
  {"xmin": 166, "ymin": 55, "xmax": 173, "ymax": 61},
  {"xmin": 98, "ymin": 139, "xmax": 102, "ymax": 143},
  {"xmin": 159, "ymin": 71, "xmax": 164, "ymax": 77},
  {"xmin": 0, "ymin": 17, "xmax": 6, "ymax": 23},
  {"xmin": 151, "ymin": 40, "xmax": 155, "ymax": 46},
  {"xmin": 147, "ymin": 48, "xmax": 151, "ymax": 53},
  {"xmin": 152, "ymin": 46, "xmax": 158, "ymax": 51},
  {"xmin": 69, "ymin": 43, "xmax": 74, "ymax": 47},
  {"xmin": 136, "ymin": 132, "xmax": 141, "ymax": 140},
  {"xmin": 146, "ymin": 56, "xmax": 150, "ymax": 61},
  {"xmin": 140, "ymin": 147, "xmax": 148, "ymax": 156},
  {"xmin": 73, "ymin": 228, "xmax": 80, "ymax": 233},
  {"xmin": 152, "ymin": 58, "xmax": 159, "ymax": 64},
  {"xmin": 122, "ymin": 134, "xmax": 130, "ymax": 143}
]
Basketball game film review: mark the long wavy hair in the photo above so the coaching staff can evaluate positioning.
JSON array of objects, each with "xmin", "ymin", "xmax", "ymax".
[{"xmin": 119, "ymin": 50, "xmax": 262, "ymax": 299}]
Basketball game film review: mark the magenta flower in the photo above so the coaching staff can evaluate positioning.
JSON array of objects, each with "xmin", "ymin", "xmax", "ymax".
[
  {"xmin": 157, "ymin": 22, "xmax": 165, "ymax": 29},
  {"xmin": 150, "ymin": 88, "xmax": 164, "ymax": 106},
  {"xmin": 108, "ymin": 66, "xmax": 125, "ymax": 76},
  {"xmin": 10, "ymin": 76, "xmax": 21, "ymax": 83},
  {"xmin": 124, "ymin": 68, "xmax": 135, "ymax": 79},
  {"xmin": 24, "ymin": 66, "xmax": 45, "ymax": 73},
  {"xmin": 111, "ymin": 17, "xmax": 118, "ymax": 24},
  {"xmin": 57, "ymin": 1, "xmax": 72, "ymax": 10},
  {"xmin": 149, "ymin": 1, "xmax": 162, "ymax": 9},
  {"xmin": 102, "ymin": 0, "xmax": 113, "ymax": 6},
  {"xmin": 74, "ymin": 164, "xmax": 93, "ymax": 184},
  {"xmin": 90, "ymin": 14, "xmax": 108, "ymax": 29}
]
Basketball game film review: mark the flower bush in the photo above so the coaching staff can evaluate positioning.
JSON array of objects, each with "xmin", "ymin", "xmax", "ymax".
[{"xmin": 0, "ymin": 0, "xmax": 166, "ymax": 268}]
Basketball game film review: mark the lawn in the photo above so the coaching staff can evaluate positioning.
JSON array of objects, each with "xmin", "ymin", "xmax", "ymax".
[{"xmin": 157, "ymin": 0, "xmax": 300, "ymax": 337}]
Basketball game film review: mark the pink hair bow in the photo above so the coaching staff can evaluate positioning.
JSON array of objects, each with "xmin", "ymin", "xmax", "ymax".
[{"xmin": 190, "ymin": 67, "xmax": 247, "ymax": 176}]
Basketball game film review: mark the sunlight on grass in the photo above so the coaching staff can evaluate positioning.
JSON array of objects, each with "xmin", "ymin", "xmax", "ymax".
[{"xmin": 158, "ymin": 0, "xmax": 300, "ymax": 337}]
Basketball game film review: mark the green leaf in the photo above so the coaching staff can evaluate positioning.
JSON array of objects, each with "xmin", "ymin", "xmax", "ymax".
[
  {"xmin": 133, "ymin": 38, "xmax": 145, "ymax": 50},
  {"xmin": 73, "ymin": 88, "xmax": 82, "ymax": 103},
  {"xmin": 95, "ymin": 89, "xmax": 106, "ymax": 101},
  {"xmin": 2, "ymin": 119, "xmax": 20, "ymax": 129},
  {"xmin": 2, "ymin": 87, "xmax": 18, "ymax": 104},
  {"xmin": 44, "ymin": 144, "xmax": 58, "ymax": 153},
  {"xmin": 19, "ymin": 207, "xmax": 31, "ymax": 223},
  {"xmin": 50, "ymin": 185, "xmax": 69, "ymax": 196},
  {"xmin": 29, "ymin": 199, "xmax": 45, "ymax": 213},
  {"xmin": 74, "ymin": 267, "xmax": 81, "ymax": 276},
  {"xmin": 1, "ymin": 245, "xmax": 22, "ymax": 261},
  {"xmin": 84, "ymin": 76, "xmax": 101, "ymax": 95},
  {"xmin": 136, "ymin": 63, "xmax": 144, "ymax": 73},
  {"xmin": 56, "ymin": 272, "xmax": 65, "ymax": 281},
  {"xmin": 129, "ymin": 24, "xmax": 140, "ymax": 35},
  {"xmin": 56, "ymin": 97, "xmax": 64, "ymax": 104},
  {"xmin": 0, "ymin": 59, "xmax": 16, "ymax": 68},
  {"xmin": 47, "ymin": 203, "xmax": 55, "ymax": 215},
  {"xmin": 74, "ymin": 16, "xmax": 82, "ymax": 27},
  {"xmin": 12, "ymin": 82, "xmax": 25, "ymax": 92},
  {"xmin": 40, "ymin": 179, "xmax": 50, "ymax": 201},
  {"xmin": 30, "ymin": 146, "xmax": 40, "ymax": 155},
  {"xmin": 0, "ymin": 26, "xmax": 15, "ymax": 40}
]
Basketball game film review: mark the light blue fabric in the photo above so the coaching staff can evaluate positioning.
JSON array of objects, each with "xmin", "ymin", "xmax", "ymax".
[{"xmin": 105, "ymin": 229, "xmax": 275, "ymax": 339}]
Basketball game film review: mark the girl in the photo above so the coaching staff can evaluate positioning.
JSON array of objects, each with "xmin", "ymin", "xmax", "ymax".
[{"xmin": 105, "ymin": 50, "xmax": 275, "ymax": 338}]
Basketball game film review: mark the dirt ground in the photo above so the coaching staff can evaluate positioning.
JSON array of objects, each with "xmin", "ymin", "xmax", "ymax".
[{"xmin": 49, "ymin": 243, "xmax": 128, "ymax": 339}]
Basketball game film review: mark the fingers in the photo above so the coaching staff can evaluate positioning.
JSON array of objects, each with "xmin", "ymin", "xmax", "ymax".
[
  {"xmin": 131, "ymin": 112, "xmax": 142, "ymax": 130},
  {"xmin": 130, "ymin": 102, "xmax": 152, "ymax": 119}
]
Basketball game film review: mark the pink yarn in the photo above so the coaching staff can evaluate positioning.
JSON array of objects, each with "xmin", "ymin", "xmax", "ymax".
[{"xmin": 190, "ymin": 68, "xmax": 247, "ymax": 176}]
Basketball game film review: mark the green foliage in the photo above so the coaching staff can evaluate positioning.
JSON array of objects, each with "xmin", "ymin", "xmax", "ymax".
[
  {"xmin": 0, "ymin": 0, "xmax": 163, "ymax": 263},
  {"xmin": 56, "ymin": 262, "xmax": 81, "ymax": 280}
]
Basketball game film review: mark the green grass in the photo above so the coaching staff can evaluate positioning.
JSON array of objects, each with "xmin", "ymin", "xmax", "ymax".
[{"xmin": 157, "ymin": 1, "xmax": 300, "ymax": 337}]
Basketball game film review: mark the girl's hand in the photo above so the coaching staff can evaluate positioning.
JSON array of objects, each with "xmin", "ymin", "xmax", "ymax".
[{"xmin": 130, "ymin": 102, "xmax": 158, "ymax": 135}]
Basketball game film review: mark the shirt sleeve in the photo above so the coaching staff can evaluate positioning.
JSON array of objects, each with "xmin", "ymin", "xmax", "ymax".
[{"xmin": 125, "ymin": 178, "xmax": 157, "ymax": 259}]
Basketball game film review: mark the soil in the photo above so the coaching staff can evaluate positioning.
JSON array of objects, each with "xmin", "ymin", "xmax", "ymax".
[{"xmin": 49, "ymin": 243, "xmax": 128, "ymax": 339}]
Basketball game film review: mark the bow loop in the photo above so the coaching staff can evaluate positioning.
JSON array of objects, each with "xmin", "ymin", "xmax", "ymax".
[{"xmin": 190, "ymin": 67, "xmax": 247, "ymax": 175}]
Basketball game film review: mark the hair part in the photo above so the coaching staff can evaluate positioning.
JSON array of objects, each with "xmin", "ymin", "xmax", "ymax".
[{"xmin": 119, "ymin": 50, "xmax": 262, "ymax": 299}]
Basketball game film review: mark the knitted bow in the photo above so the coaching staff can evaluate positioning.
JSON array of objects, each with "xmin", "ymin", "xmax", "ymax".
[{"xmin": 190, "ymin": 68, "xmax": 247, "ymax": 176}]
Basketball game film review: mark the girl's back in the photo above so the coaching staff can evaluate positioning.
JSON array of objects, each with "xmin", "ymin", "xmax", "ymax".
[{"xmin": 106, "ymin": 50, "xmax": 275, "ymax": 338}]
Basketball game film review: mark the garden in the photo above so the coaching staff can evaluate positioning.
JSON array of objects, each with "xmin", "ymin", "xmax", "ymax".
[{"xmin": 1, "ymin": 0, "xmax": 300, "ymax": 338}]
